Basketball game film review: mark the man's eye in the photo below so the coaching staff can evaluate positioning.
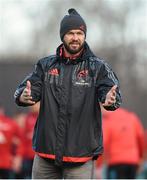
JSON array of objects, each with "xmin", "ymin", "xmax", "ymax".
[{"xmin": 68, "ymin": 32, "xmax": 73, "ymax": 35}]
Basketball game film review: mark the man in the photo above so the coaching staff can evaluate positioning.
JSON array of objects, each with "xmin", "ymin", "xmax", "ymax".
[
  {"xmin": 102, "ymin": 107, "xmax": 144, "ymax": 179},
  {"xmin": 14, "ymin": 8, "xmax": 122, "ymax": 179}
]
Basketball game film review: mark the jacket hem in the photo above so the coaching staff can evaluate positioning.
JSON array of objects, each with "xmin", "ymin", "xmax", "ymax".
[{"xmin": 36, "ymin": 152, "xmax": 92, "ymax": 163}]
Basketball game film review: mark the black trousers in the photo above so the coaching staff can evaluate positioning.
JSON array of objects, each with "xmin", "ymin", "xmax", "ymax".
[
  {"xmin": 0, "ymin": 169, "xmax": 14, "ymax": 179},
  {"xmin": 15, "ymin": 159, "xmax": 34, "ymax": 179},
  {"xmin": 106, "ymin": 164, "xmax": 138, "ymax": 179}
]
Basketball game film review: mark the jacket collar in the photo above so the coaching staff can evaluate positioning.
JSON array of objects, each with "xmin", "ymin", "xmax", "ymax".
[{"xmin": 56, "ymin": 41, "xmax": 96, "ymax": 64}]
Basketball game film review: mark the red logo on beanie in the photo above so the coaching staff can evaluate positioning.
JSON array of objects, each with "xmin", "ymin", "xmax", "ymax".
[{"xmin": 79, "ymin": 25, "xmax": 85, "ymax": 31}]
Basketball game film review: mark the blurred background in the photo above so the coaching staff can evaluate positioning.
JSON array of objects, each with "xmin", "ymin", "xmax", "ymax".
[
  {"xmin": 0, "ymin": 0, "xmax": 147, "ymax": 179},
  {"xmin": 0, "ymin": 0, "xmax": 147, "ymax": 127}
]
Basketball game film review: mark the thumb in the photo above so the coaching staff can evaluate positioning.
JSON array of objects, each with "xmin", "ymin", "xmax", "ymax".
[
  {"xmin": 111, "ymin": 85, "xmax": 117, "ymax": 91},
  {"xmin": 26, "ymin": 80, "xmax": 31, "ymax": 90}
]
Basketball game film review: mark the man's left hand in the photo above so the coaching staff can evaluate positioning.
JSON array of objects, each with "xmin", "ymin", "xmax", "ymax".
[{"xmin": 102, "ymin": 85, "xmax": 117, "ymax": 107}]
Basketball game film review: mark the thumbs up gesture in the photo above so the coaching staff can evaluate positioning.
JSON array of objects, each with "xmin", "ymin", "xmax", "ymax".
[
  {"xmin": 19, "ymin": 81, "xmax": 35, "ymax": 105},
  {"xmin": 102, "ymin": 85, "xmax": 117, "ymax": 107}
]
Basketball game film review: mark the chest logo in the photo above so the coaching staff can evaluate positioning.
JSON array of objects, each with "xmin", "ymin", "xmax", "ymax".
[
  {"xmin": 48, "ymin": 68, "xmax": 59, "ymax": 76},
  {"xmin": 77, "ymin": 70, "xmax": 88, "ymax": 78}
]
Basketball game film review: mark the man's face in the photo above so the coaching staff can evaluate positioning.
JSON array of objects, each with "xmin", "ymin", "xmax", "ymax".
[{"xmin": 63, "ymin": 29, "xmax": 85, "ymax": 54}]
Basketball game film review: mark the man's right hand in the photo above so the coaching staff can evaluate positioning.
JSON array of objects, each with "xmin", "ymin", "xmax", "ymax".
[{"xmin": 19, "ymin": 81, "xmax": 35, "ymax": 105}]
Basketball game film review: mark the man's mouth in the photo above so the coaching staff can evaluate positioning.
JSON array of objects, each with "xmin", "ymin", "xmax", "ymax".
[{"xmin": 70, "ymin": 43, "xmax": 79, "ymax": 48}]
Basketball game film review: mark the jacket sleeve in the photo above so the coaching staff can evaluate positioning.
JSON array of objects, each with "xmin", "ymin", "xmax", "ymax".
[
  {"xmin": 14, "ymin": 60, "xmax": 44, "ymax": 106},
  {"xmin": 97, "ymin": 61, "xmax": 122, "ymax": 111}
]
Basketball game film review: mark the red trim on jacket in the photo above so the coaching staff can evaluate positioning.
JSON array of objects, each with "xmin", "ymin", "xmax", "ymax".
[
  {"xmin": 60, "ymin": 45, "xmax": 83, "ymax": 60},
  {"xmin": 36, "ymin": 152, "xmax": 92, "ymax": 162}
]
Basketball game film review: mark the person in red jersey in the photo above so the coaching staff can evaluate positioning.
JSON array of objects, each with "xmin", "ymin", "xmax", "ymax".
[
  {"xmin": 0, "ymin": 104, "xmax": 23, "ymax": 179},
  {"xmin": 94, "ymin": 154, "xmax": 104, "ymax": 179},
  {"xmin": 22, "ymin": 102, "xmax": 40, "ymax": 179},
  {"xmin": 102, "ymin": 107, "xmax": 144, "ymax": 179},
  {"xmin": 12, "ymin": 110, "xmax": 26, "ymax": 178},
  {"xmin": 137, "ymin": 129, "xmax": 147, "ymax": 178}
]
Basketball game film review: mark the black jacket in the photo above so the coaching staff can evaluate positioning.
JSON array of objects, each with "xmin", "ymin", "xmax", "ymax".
[{"xmin": 14, "ymin": 42, "xmax": 122, "ymax": 166}]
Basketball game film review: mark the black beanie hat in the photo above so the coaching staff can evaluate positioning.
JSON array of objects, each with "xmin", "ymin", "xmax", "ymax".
[{"xmin": 60, "ymin": 8, "xmax": 87, "ymax": 41}]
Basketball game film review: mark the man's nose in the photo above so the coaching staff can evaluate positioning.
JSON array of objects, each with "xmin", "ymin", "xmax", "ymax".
[{"xmin": 72, "ymin": 34, "xmax": 78, "ymax": 40}]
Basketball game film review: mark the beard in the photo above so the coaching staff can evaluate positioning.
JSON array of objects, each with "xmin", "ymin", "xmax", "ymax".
[{"xmin": 63, "ymin": 40, "xmax": 85, "ymax": 55}]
